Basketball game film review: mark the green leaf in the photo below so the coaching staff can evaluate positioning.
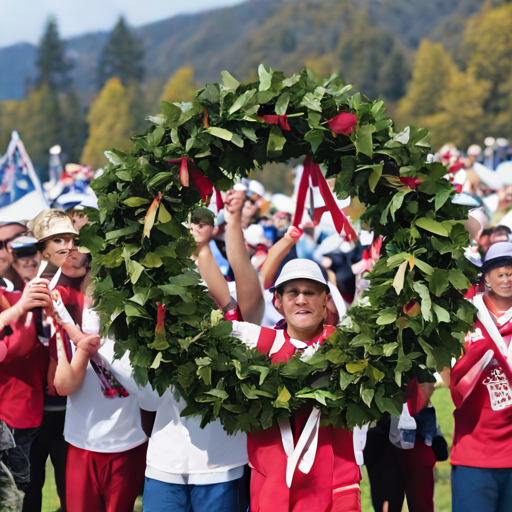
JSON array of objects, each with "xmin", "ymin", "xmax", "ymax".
[
  {"xmin": 355, "ymin": 124, "xmax": 375, "ymax": 158},
  {"xmin": 416, "ymin": 218, "xmax": 449, "ymax": 237},
  {"xmin": 392, "ymin": 260, "xmax": 408, "ymax": 295},
  {"xmin": 157, "ymin": 203, "xmax": 172, "ymax": 223},
  {"xmin": 105, "ymin": 223, "xmax": 140, "ymax": 241},
  {"xmin": 369, "ymin": 164, "xmax": 383, "ymax": 193},
  {"xmin": 221, "ymin": 71, "xmax": 240, "ymax": 93},
  {"xmin": 448, "ymin": 269, "xmax": 471, "ymax": 290},
  {"xmin": 228, "ymin": 89, "xmax": 256, "ymax": 114},
  {"xmin": 275, "ymin": 92, "xmax": 290, "ymax": 116},
  {"xmin": 241, "ymin": 127, "xmax": 258, "ymax": 142},
  {"xmin": 340, "ymin": 370, "xmax": 357, "ymax": 390},
  {"xmin": 304, "ymin": 130, "xmax": 324, "ymax": 153},
  {"xmin": 207, "ymin": 127, "xmax": 234, "ymax": 141},
  {"xmin": 206, "ymin": 389, "xmax": 229, "ymax": 401},
  {"xmin": 429, "ymin": 269, "xmax": 450, "ymax": 297},
  {"xmin": 150, "ymin": 352, "xmax": 163, "ymax": 369},
  {"xmin": 300, "ymin": 92, "xmax": 322, "ymax": 112},
  {"xmin": 276, "ymin": 386, "xmax": 291, "ymax": 403},
  {"xmin": 413, "ymin": 257, "xmax": 434, "ymax": 275},
  {"xmin": 346, "ymin": 361, "xmax": 368, "ymax": 373},
  {"xmin": 140, "ymin": 252, "xmax": 163, "ymax": 268},
  {"xmin": 258, "ymin": 64, "xmax": 272, "ymax": 91},
  {"xmin": 413, "ymin": 282, "xmax": 432, "ymax": 321},
  {"xmin": 377, "ymin": 313, "xmax": 397, "ymax": 325},
  {"xmin": 161, "ymin": 101, "xmax": 182, "ymax": 123},
  {"xmin": 361, "ymin": 387, "xmax": 375, "ymax": 407},
  {"xmin": 267, "ymin": 126, "xmax": 287, "ymax": 157},
  {"xmin": 435, "ymin": 188, "xmax": 452, "ymax": 211},
  {"xmin": 433, "ymin": 304, "xmax": 450, "ymax": 323},
  {"xmin": 123, "ymin": 197, "xmax": 150, "ymax": 207},
  {"xmin": 126, "ymin": 259, "xmax": 145, "ymax": 284},
  {"xmin": 382, "ymin": 343, "xmax": 398, "ymax": 356}
]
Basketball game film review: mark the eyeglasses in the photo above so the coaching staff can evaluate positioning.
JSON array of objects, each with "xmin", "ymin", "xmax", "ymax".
[{"xmin": 0, "ymin": 234, "xmax": 26, "ymax": 251}]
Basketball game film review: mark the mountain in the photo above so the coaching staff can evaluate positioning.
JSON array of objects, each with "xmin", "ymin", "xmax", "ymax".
[{"xmin": 0, "ymin": 0, "xmax": 491, "ymax": 102}]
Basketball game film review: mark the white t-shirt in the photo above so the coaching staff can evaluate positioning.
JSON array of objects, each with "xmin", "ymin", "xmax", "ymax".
[
  {"xmin": 139, "ymin": 386, "xmax": 248, "ymax": 485},
  {"xmin": 64, "ymin": 315, "xmax": 147, "ymax": 453}
]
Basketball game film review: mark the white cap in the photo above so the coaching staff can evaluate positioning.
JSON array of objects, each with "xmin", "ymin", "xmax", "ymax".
[
  {"xmin": 248, "ymin": 180, "xmax": 265, "ymax": 197},
  {"xmin": 273, "ymin": 258, "xmax": 328, "ymax": 291},
  {"xmin": 244, "ymin": 224, "xmax": 270, "ymax": 246},
  {"xmin": 483, "ymin": 242, "xmax": 512, "ymax": 267}
]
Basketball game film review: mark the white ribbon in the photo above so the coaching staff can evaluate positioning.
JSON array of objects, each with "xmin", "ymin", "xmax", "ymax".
[
  {"xmin": 473, "ymin": 294, "xmax": 512, "ymax": 361},
  {"xmin": 278, "ymin": 407, "xmax": 321, "ymax": 488}
]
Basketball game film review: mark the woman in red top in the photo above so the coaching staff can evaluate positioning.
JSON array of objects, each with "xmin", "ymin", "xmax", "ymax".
[{"xmin": 450, "ymin": 241, "xmax": 512, "ymax": 512}]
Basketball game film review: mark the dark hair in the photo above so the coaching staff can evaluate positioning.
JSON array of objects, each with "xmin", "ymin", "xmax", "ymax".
[
  {"xmin": 482, "ymin": 256, "xmax": 512, "ymax": 275},
  {"xmin": 493, "ymin": 225, "xmax": 512, "ymax": 234}
]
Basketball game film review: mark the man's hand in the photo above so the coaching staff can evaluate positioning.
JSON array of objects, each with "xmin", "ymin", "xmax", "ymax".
[
  {"xmin": 76, "ymin": 334, "xmax": 101, "ymax": 357},
  {"xmin": 17, "ymin": 279, "xmax": 52, "ymax": 315},
  {"xmin": 223, "ymin": 190, "xmax": 246, "ymax": 225}
]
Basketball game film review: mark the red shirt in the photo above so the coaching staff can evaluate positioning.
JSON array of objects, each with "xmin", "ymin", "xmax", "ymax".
[
  {"xmin": 245, "ymin": 325, "xmax": 360, "ymax": 512},
  {"xmin": 0, "ymin": 289, "xmax": 49, "ymax": 429},
  {"xmin": 450, "ymin": 316, "xmax": 512, "ymax": 468}
]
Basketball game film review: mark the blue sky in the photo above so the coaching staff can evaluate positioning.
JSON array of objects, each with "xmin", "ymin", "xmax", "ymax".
[{"xmin": 0, "ymin": 0, "xmax": 245, "ymax": 48}]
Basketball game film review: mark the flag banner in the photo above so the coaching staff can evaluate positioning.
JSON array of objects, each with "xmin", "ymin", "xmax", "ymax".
[{"xmin": 0, "ymin": 131, "xmax": 48, "ymax": 222}]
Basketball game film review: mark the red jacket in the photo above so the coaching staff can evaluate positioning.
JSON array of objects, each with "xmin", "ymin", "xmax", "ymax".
[
  {"xmin": 0, "ymin": 288, "xmax": 49, "ymax": 429},
  {"xmin": 247, "ymin": 325, "xmax": 360, "ymax": 512},
  {"xmin": 450, "ymin": 314, "xmax": 512, "ymax": 468}
]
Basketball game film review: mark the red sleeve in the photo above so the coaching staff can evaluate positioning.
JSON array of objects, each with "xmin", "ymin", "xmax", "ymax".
[
  {"xmin": 0, "ymin": 314, "xmax": 37, "ymax": 363},
  {"xmin": 406, "ymin": 378, "xmax": 433, "ymax": 417}
]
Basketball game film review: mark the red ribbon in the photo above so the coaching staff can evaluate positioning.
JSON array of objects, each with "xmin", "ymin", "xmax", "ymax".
[
  {"xmin": 292, "ymin": 156, "xmax": 357, "ymax": 241},
  {"xmin": 215, "ymin": 189, "xmax": 224, "ymax": 211},
  {"xmin": 156, "ymin": 302, "xmax": 166, "ymax": 335},
  {"xmin": 190, "ymin": 168, "xmax": 214, "ymax": 203},
  {"xmin": 263, "ymin": 115, "xmax": 291, "ymax": 131},
  {"xmin": 167, "ymin": 157, "xmax": 190, "ymax": 187}
]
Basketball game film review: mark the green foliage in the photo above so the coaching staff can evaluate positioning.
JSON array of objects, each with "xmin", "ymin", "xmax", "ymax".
[
  {"xmin": 82, "ymin": 68, "xmax": 477, "ymax": 433},
  {"xmin": 97, "ymin": 16, "xmax": 145, "ymax": 90},
  {"xmin": 35, "ymin": 18, "xmax": 73, "ymax": 92}
]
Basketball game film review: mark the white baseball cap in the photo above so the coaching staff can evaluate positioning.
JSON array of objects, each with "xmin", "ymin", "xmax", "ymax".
[
  {"xmin": 272, "ymin": 258, "xmax": 328, "ymax": 291},
  {"xmin": 248, "ymin": 180, "xmax": 265, "ymax": 197}
]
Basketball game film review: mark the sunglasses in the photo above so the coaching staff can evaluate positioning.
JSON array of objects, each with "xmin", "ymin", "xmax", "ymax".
[{"xmin": 0, "ymin": 233, "xmax": 27, "ymax": 251}]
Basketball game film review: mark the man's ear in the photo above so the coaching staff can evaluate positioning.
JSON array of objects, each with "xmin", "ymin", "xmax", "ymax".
[{"xmin": 273, "ymin": 293, "xmax": 284, "ymax": 316}]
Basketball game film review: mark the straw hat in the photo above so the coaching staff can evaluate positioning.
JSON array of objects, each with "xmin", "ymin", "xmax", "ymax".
[{"xmin": 28, "ymin": 209, "xmax": 78, "ymax": 242}]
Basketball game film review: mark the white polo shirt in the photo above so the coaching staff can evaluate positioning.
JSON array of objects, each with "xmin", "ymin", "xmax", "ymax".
[
  {"xmin": 64, "ymin": 337, "xmax": 147, "ymax": 453},
  {"xmin": 139, "ymin": 386, "xmax": 248, "ymax": 485}
]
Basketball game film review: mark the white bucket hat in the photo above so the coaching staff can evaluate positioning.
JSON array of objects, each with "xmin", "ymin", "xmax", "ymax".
[{"xmin": 272, "ymin": 258, "xmax": 328, "ymax": 291}]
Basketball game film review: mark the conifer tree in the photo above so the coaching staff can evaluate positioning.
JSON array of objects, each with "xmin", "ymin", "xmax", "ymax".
[
  {"xmin": 36, "ymin": 18, "xmax": 72, "ymax": 92},
  {"xmin": 81, "ymin": 78, "xmax": 137, "ymax": 169},
  {"xmin": 97, "ymin": 17, "xmax": 145, "ymax": 90}
]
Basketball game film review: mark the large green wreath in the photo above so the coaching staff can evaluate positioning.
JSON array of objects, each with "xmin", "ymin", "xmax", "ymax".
[{"xmin": 80, "ymin": 66, "xmax": 478, "ymax": 433}]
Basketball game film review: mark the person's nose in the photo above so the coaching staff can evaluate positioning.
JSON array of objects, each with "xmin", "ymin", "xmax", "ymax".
[{"xmin": 295, "ymin": 293, "xmax": 307, "ymax": 305}]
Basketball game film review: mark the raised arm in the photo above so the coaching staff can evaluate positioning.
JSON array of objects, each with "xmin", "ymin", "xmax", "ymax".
[
  {"xmin": 190, "ymin": 212, "xmax": 231, "ymax": 309},
  {"xmin": 224, "ymin": 190, "xmax": 264, "ymax": 324},
  {"xmin": 54, "ymin": 331, "xmax": 100, "ymax": 396},
  {"xmin": 260, "ymin": 226, "xmax": 303, "ymax": 290}
]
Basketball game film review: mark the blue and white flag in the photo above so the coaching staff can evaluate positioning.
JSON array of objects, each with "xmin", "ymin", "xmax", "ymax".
[{"xmin": 0, "ymin": 131, "xmax": 48, "ymax": 222}]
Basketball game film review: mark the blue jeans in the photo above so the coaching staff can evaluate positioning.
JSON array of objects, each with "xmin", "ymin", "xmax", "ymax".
[
  {"xmin": 452, "ymin": 465, "xmax": 512, "ymax": 512},
  {"xmin": 143, "ymin": 476, "xmax": 241, "ymax": 512}
]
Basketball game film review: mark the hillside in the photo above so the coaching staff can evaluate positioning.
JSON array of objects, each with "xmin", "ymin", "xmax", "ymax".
[{"xmin": 0, "ymin": 0, "xmax": 491, "ymax": 101}]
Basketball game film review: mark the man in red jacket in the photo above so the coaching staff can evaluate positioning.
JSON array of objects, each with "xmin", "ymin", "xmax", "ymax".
[{"xmin": 0, "ymin": 277, "xmax": 53, "ymax": 492}]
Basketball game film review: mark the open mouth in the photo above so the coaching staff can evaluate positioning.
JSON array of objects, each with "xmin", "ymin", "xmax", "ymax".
[{"xmin": 296, "ymin": 310, "xmax": 312, "ymax": 315}]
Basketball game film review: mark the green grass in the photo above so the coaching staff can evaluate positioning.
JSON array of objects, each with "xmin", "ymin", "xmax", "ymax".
[{"xmin": 41, "ymin": 387, "xmax": 454, "ymax": 512}]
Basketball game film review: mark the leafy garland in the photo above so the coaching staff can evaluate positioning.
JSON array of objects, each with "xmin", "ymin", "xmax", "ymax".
[{"xmin": 81, "ymin": 66, "xmax": 478, "ymax": 433}]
